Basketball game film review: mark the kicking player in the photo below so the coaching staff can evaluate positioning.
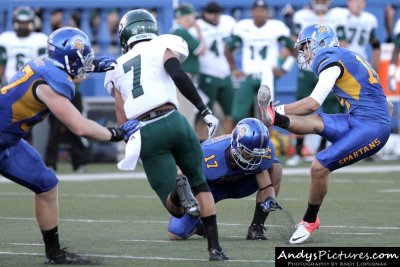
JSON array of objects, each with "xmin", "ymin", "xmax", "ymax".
[
  {"xmin": 258, "ymin": 24, "xmax": 393, "ymax": 244},
  {"xmin": 168, "ymin": 117, "xmax": 282, "ymax": 240}
]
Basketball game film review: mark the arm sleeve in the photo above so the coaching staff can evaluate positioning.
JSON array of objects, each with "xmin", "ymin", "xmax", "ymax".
[
  {"xmin": 164, "ymin": 57, "xmax": 207, "ymax": 112},
  {"xmin": 310, "ymin": 66, "xmax": 341, "ymax": 105}
]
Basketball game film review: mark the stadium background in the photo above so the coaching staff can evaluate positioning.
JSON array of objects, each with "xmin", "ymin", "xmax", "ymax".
[{"xmin": 1, "ymin": 0, "xmax": 399, "ymax": 161}]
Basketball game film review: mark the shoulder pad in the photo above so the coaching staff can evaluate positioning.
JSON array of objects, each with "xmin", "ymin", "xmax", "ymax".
[
  {"xmin": 160, "ymin": 34, "xmax": 189, "ymax": 62},
  {"xmin": 313, "ymin": 48, "xmax": 340, "ymax": 75},
  {"xmin": 42, "ymin": 63, "xmax": 75, "ymax": 100}
]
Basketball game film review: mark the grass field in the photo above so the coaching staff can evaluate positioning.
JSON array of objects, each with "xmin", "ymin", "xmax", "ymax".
[{"xmin": 0, "ymin": 161, "xmax": 399, "ymax": 266}]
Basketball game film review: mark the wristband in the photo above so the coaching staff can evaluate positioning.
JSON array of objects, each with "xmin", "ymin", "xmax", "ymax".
[
  {"xmin": 275, "ymin": 105, "xmax": 285, "ymax": 115},
  {"xmin": 200, "ymin": 107, "xmax": 212, "ymax": 117}
]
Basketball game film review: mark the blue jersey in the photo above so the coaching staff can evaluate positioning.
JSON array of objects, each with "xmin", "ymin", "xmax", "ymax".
[
  {"xmin": 0, "ymin": 56, "xmax": 75, "ymax": 147},
  {"xmin": 312, "ymin": 47, "xmax": 390, "ymax": 125},
  {"xmin": 201, "ymin": 134, "xmax": 275, "ymax": 183}
]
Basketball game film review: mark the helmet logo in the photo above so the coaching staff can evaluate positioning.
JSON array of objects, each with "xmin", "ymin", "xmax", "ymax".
[
  {"xmin": 318, "ymin": 26, "xmax": 328, "ymax": 34},
  {"xmin": 237, "ymin": 124, "xmax": 250, "ymax": 140},
  {"xmin": 70, "ymin": 35, "xmax": 85, "ymax": 53}
]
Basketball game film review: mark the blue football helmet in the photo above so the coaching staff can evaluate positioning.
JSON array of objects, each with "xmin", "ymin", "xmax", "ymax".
[
  {"xmin": 46, "ymin": 27, "xmax": 94, "ymax": 78},
  {"xmin": 231, "ymin": 118, "xmax": 270, "ymax": 170},
  {"xmin": 294, "ymin": 24, "xmax": 339, "ymax": 71}
]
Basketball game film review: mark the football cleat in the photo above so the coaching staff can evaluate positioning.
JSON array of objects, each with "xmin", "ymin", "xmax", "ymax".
[
  {"xmin": 246, "ymin": 223, "xmax": 267, "ymax": 240},
  {"xmin": 257, "ymin": 85, "xmax": 275, "ymax": 127},
  {"xmin": 260, "ymin": 197, "xmax": 283, "ymax": 212},
  {"xmin": 44, "ymin": 248, "xmax": 91, "ymax": 265},
  {"xmin": 286, "ymin": 154, "xmax": 303, "ymax": 166},
  {"xmin": 289, "ymin": 217, "xmax": 320, "ymax": 244},
  {"xmin": 209, "ymin": 248, "xmax": 229, "ymax": 261},
  {"xmin": 176, "ymin": 175, "xmax": 200, "ymax": 217}
]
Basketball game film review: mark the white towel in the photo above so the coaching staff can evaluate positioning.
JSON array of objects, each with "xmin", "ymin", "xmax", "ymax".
[{"xmin": 117, "ymin": 130, "xmax": 142, "ymax": 171}]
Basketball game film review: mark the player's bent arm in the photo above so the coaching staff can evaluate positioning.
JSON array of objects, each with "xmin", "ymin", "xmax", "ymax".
[
  {"xmin": 37, "ymin": 84, "xmax": 112, "ymax": 141},
  {"xmin": 113, "ymin": 88, "xmax": 128, "ymax": 126},
  {"xmin": 163, "ymin": 49, "xmax": 207, "ymax": 112},
  {"xmin": 268, "ymin": 163, "xmax": 282, "ymax": 196},
  {"xmin": 255, "ymin": 170, "xmax": 275, "ymax": 202},
  {"xmin": 281, "ymin": 66, "xmax": 341, "ymax": 115}
]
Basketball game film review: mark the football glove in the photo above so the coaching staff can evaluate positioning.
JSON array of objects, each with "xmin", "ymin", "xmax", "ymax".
[
  {"xmin": 92, "ymin": 56, "xmax": 117, "ymax": 72},
  {"xmin": 201, "ymin": 108, "xmax": 219, "ymax": 138},
  {"xmin": 260, "ymin": 197, "xmax": 282, "ymax": 212},
  {"xmin": 120, "ymin": 119, "xmax": 141, "ymax": 140}
]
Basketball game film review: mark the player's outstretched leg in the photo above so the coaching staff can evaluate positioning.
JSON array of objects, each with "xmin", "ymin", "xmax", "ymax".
[
  {"xmin": 257, "ymin": 85, "xmax": 275, "ymax": 127},
  {"xmin": 176, "ymin": 175, "xmax": 200, "ymax": 217},
  {"xmin": 45, "ymin": 248, "xmax": 91, "ymax": 265}
]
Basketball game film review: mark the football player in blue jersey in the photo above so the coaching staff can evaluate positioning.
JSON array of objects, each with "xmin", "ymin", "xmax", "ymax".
[
  {"xmin": 167, "ymin": 117, "xmax": 283, "ymax": 241},
  {"xmin": 258, "ymin": 24, "xmax": 393, "ymax": 245},
  {"xmin": 0, "ymin": 27, "xmax": 140, "ymax": 264}
]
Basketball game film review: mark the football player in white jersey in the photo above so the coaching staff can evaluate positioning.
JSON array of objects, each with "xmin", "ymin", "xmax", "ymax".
[
  {"xmin": 332, "ymin": 0, "xmax": 381, "ymax": 70},
  {"xmin": 225, "ymin": 0, "xmax": 295, "ymax": 124},
  {"xmin": 287, "ymin": 0, "xmax": 347, "ymax": 166},
  {"xmin": 389, "ymin": 19, "xmax": 400, "ymax": 91},
  {"xmin": 104, "ymin": 9, "xmax": 228, "ymax": 261},
  {"xmin": 0, "ymin": 6, "xmax": 48, "ymax": 85},
  {"xmin": 190, "ymin": 2, "xmax": 237, "ymax": 138}
]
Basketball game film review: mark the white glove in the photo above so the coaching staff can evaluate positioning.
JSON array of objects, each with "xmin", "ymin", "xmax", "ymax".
[
  {"xmin": 201, "ymin": 108, "xmax": 219, "ymax": 138},
  {"xmin": 389, "ymin": 75, "xmax": 397, "ymax": 92},
  {"xmin": 388, "ymin": 64, "xmax": 399, "ymax": 92}
]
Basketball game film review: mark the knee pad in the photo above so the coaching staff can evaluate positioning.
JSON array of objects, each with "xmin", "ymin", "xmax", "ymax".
[{"xmin": 192, "ymin": 182, "xmax": 210, "ymax": 196}]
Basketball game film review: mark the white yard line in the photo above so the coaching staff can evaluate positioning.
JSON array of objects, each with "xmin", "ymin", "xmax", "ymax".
[
  {"xmin": 1, "ymin": 165, "xmax": 400, "ymax": 183},
  {"xmin": 0, "ymin": 216, "xmax": 399, "ymax": 230},
  {"xmin": 0, "ymin": 251, "xmax": 274, "ymax": 263}
]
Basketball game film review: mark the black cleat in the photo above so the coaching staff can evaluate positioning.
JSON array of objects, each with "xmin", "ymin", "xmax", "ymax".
[
  {"xmin": 209, "ymin": 248, "xmax": 229, "ymax": 261},
  {"xmin": 176, "ymin": 175, "xmax": 200, "ymax": 217},
  {"xmin": 246, "ymin": 223, "xmax": 267, "ymax": 240},
  {"xmin": 44, "ymin": 248, "xmax": 91, "ymax": 265}
]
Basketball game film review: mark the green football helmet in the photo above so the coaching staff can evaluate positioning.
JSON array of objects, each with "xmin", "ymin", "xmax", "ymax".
[{"xmin": 118, "ymin": 9, "xmax": 158, "ymax": 54}]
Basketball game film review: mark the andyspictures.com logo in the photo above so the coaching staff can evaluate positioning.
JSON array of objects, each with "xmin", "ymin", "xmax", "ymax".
[{"xmin": 275, "ymin": 247, "xmax": 400, "ymax": 267}]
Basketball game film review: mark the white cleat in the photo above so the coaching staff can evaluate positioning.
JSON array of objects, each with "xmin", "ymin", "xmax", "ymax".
[{"xmin": 289, "ymin": 218, "xmax": 320, "ymax": 244}]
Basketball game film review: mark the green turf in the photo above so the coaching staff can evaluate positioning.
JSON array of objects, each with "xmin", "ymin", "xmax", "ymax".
[{"xmin": 0, "ymin": 163, "xmax": 399, "ymax": 266}]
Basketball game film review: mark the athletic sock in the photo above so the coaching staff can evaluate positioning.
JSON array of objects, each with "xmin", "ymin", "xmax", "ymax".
[
  {"xmin": 169, "ymin": 189, "xmax": 181, "ymax": 207},
  {"xmin": 42, "ymin": 226, "xmax": 61, "ymax": 256},
  {"xmin": 274, "ymin": 113, "xmax": 290, "ymax": 129},
  {"xmin": 303, "ymin": 203, "xmax": 320, "ymax": 223},
  {"xmin": 201, "ymin": 214, "xmax": 221, "ymax": 251},
  {"xmin": 251, "ymin": 203, "xmax": 268, "ymax": 225}
]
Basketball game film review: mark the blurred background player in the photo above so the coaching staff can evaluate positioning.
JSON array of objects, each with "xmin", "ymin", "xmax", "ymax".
[
  {"xmin": 0, "ymin": 6, "xmax": 48, "ymax": 144},
  {"xmin": 192, "ymin": 1, "xmax": 236, "ymax": 140},
  {"xmin": 389, "ymin": 18, "xmax": 400, "ymax": 92},
  {"xmin": 225, "ymin": 0, "xmax": 295, "ymax": 125},
  {"xmin": 0, "ymin": 6, "xmax": 47, "ymax": 85},
  {"xmin": 0, "ymin": 26, "xmax": 134, "ymax": 264},
  {"xmin": 287, "ymin": 0, "xmax": 347, "ymax": 166},
  {"xmin": 332, "ymin": 0, "xmax": 381, "ymax": 70},
  {"xmin": 170, "ymin": 3, "xmax": 207, "ymax": 139},
  {"xmin": 167, "ymin": 118, "xmax": 282, "ymax": 241},
  {"xmin": 105, "ymin": 9, "xmax": 227, "ymax": 261}
]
